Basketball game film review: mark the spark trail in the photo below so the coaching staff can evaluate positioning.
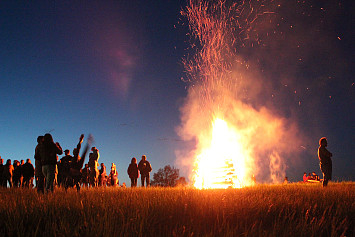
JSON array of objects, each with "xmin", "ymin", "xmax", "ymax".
[{"xmin": 177, "ymin": 0, "xmax": 301, "ymax": 188}]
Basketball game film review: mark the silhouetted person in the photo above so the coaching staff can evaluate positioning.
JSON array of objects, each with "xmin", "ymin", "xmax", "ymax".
[
  {"xmin": 318, "ymin": 137, "xmax": 332, "ymax": 187},
  {"xmin": 88, "ymin": 147, "xmax": 100, "ymax": 187},
  {"xmin": 60, "ymin": 149, "xmax": 73, "ymax": 188},
  {"xmin": 22, "ymin": 159, "xmax": 35, "ymax": 188},
  {"xmin": 69, "ymin": 134, "xmax": 93, "ymax": 191},
  {"xmin": 99, "ymin": 163, "xmax": 107, "ymax": 187},
  {"xmin": 0, "ymin": 157, "xmax": 4, "ymax": 187},
  {"xmin": 138, "ymin": 155, "xmax": 152, "ymax": 187},
  {"xmin": 127, "ymin": 157, "xmax": 139, "ymax": 187},
  {"xmin": 81, "ymin": 164, "xmax": 90, "ymax": 188},
  {"xmin": 34, "ymin": 136, "xmax": 45, "ymax": 193},
  {"xmin": 3, "ymin": 159, "xmax": 14, "ymax": 187},
  {"xmin": 40, "ymin": 133, "xmax": 63, "ymax": 192},
  {"xmin": 20, "ymin": 159, "xmax": 25, "ymax": 187},
  {"xmin": 12, "ymin": 160, "xmax": 22, "ymax": 187}
]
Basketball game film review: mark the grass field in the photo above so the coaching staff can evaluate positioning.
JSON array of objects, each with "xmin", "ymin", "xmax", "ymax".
[{"xmin": 0, "ymin": 182, "xmax": 353, "ymax": 236}]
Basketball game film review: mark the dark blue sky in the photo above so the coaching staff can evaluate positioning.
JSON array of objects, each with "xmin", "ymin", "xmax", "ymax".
[{"xmin": 0, "ymin": 0, "xmax": 354, "ymax": 184}]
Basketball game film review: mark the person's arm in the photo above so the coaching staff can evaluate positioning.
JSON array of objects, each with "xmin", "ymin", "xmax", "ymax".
[
  {"xmin": 325, "ymin": 148, "xmax": 332, "ymax": 158},
  {"xmin": 76, "ymin": 134, "xmax": 84, "ymax": 157},
  {"xmin": 55, "ymin": 142, "xmax": 63, "ymax": 155},
  {"xmin": 77, "ymin": 134, "xmax": 93, "ymax": 169},
  {"xmin": 34, "ymin": 145, "xmax": 41, "ymax": 160}
]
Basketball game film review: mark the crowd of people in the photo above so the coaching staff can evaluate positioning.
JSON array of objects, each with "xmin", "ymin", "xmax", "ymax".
[
  {"xmin": 0, "ymin": 133, "xmax": 153, "ymax": 193},
  {"xmin": 1, "ymin": 135, "xmax": 333, "ymax": 190},
  {"xmin": 302, "ymin": 172, "xmax": 321, "ymax": 182},
  {"xmin": 0, "ymin": 158, "xmax": 35, "ymax": 188}
]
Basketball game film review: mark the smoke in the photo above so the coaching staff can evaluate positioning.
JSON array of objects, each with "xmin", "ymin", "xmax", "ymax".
[{"xmin": 175, "ymin": 0, "xmax": 308, "ymax": 185}]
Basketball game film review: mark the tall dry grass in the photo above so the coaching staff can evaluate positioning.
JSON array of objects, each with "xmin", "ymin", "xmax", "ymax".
[{"xmin": 0, "ymin": 182, "xmax": 353, "ymax": 236}]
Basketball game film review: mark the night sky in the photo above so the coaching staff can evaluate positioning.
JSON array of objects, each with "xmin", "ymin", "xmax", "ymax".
[{"xmin": 0, "ymin": 0, "xmax": 354, "ymax": 185}]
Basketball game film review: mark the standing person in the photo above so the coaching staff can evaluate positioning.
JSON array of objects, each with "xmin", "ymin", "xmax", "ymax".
[
  {"xmin": 19, "ymin": 160, "xmax": 25, "ymax": 187},
  {"xmin": 0, "ymin": 157, "xmax": 4, "ymax": 187},
  {"xmin": 98, "ymin": 163, "xmax": 107, "ymax": 187},
  {"xmin": 127, "ymin": 157, "xmax": 139, "ymax": 187},
  {"xmin": 318, "ymin": 137, "xmax": 333, "ymax": 187},
  {"xmin": 138, "ymin": 155, "xmax": 152, "ymax": 187},
  {"xmin": 59, "ymin": 149, "xmax": 73, "ymax": 187},
  {"xmin": 88, "ymin": 147, "xmax": 99, "ymax": 187},
  {"xmin": 69, "ymin": 134, "xmax": 93, "ymax": 192},
  {"xmin": 22, "ymin": 159, "xmax": 35, "ymax": 188},
  {"xmin": 109, "ymin": 163, "xmax": 119, "ymax": 187},
  {"xmin": 12, "ymin": 160, "xmax": 22, "ymax": 187},
  {"xmin": 3, "ymin": 159, "xmax": 14, "ymax": 187},
  {"xmin": 68, "ymin": 134, "xmax": 84, "ymax": 191},
  {"xmin": 81, "ymin": 164, "xmax": 90, "ymax": 188},
  {"xmin": 34, "ymin": 136, "xmax": 45, "ymax": 193},
  {"xmin": 40, "ymin": 133, "xmax": 63, "ymax": 193}
]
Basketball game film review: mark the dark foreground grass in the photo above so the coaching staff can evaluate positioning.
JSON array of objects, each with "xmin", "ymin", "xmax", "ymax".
[{"xmin": 0, "ymin": 182, "xmax": 353, "ymax": 237}]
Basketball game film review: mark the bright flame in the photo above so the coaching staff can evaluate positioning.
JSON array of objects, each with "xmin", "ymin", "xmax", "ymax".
[
  {"xmin": 193, "ymin": 118, "xmax": 249, "ymax": 189},
  {"xmin": 176, "ymin": 0, "xmax": 302, "ymax": 188}
]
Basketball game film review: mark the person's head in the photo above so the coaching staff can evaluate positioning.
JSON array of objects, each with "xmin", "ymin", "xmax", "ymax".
[
  {"xmin": 6, "ymin": 159, "xmax": 11, "ymax": 165},
  {"xmin": 101, "ymin": 163, "xmax": 105, "ymax": 167},
  {"xmin": 64, "ymin": 149, "xmax": 70, "ymax": 155},
  {"xmin": 44, "ymin": 133, "xmax": 54, "ymax": 144},
  {"xmin": 13, "ymin": 160, "xmax": 19, "ymax": 167},
  {"xmin": 0, "ymin": 158, "xmax": 3, "ymax": 165},
  {"xmin": 141, "ymin": 155, "xmax": 146, "ymax": 161},
  {"xmin": 131, "ymin": 157, "xmax": 137, "ymax": 164},
  {"xmin": 37, "ymin": 136, "xmax": 44, "ymax": 144},
  {"xmin": 26, "ymin": 159, "xmax": 31, "ymax": 164},
  {"xmin": 73, "ymin": 148, "xmax": 78, "ymax": 156},
  {"xmin": 91, "ymin": 147, "xmax": 98, "ymax": 152},
  {"xmin": 20, "ymin": 160, "xmax": 24, "ymax": 165},
  {"xmin": 304, "ymin": 172, "xmax": 307, "ymax": 175},
  {"xmin": 319, "ymin": 137, "xmax": 327, "ymax": 147}
]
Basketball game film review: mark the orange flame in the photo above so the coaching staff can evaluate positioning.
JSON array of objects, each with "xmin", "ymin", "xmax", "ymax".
[
  {"xmin": 193, "ymin": 118, "xmax": 250, "ymax": 188},
  {"xmin": 177, "ymin": 0, "xmax": 301, "ymax": 188}
]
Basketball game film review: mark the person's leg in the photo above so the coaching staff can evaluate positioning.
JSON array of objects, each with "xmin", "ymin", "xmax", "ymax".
[
  {"xmin": 42, "ymin": 166, "xmax": 48, "ymax": 191},
  {"xmin": 146, "ymin": 173, "xmax": 150, "ymax": 187},
  {"xmin": 141, "ymin": 175, "xmax": 145, "ymax": 187}
]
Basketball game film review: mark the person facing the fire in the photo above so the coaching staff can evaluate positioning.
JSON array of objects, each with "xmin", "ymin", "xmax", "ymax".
[
  {"xmin": 318, "ymin": 137, "xmax": 332, "ymax": 187},
  {"xmin": 138, "ymin": 155, "xmax": 152, "ymax": 187},
  {"xmin": 40, "ymin": 133, "xmax": 63, "ymax": 192}
]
